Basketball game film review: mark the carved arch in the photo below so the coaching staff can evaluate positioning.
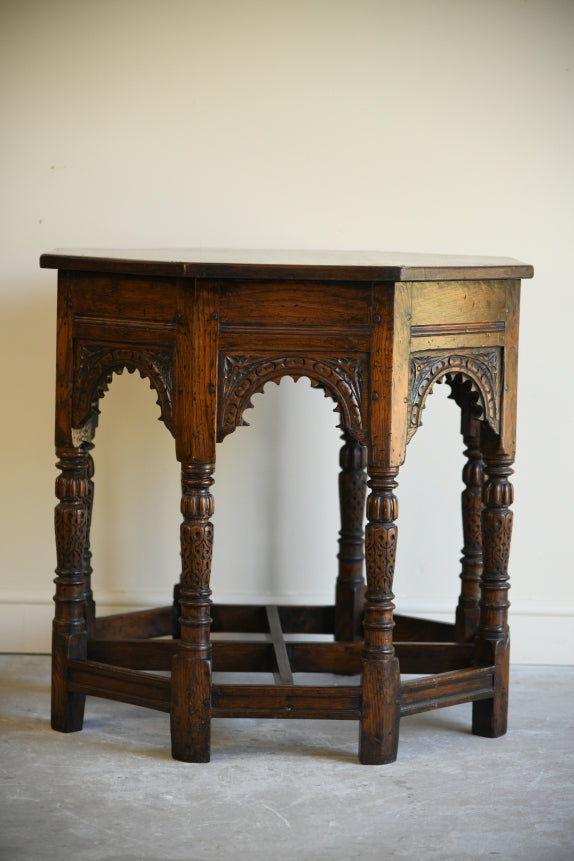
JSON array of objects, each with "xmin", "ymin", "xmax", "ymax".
[
  {"xmin": 218, "ymin": 354, "xmax": 368, "ymax": 444},
  {"xmin": 408, "ymin": 348, "xmax": 502, "ymax": 443},
  {"xmin": 72, "ymin": 343, "xmax": 175, "ymax": 445}
]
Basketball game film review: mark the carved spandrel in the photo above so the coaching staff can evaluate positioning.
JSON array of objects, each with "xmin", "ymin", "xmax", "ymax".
[
  {"xmin": 72, "ymin": 342, "xmax": 175, "ymax": 442},
  {"xmin": 407, "ymin": 348, "xmax": 502, "ymax": 443},
  {"xmin": 218, "ymin": 354, "xmax": 368, "ymax": 444}
]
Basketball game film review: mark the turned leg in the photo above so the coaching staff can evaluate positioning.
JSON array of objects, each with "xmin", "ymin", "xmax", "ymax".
[
  {"xmin": 359, "ymin": 467, "xmax": 401, "ymax": 765},
  {"xmin": 335, "ymin": 434, "xmax": 367, "ymax": 642},
  {"xmin": 455, "ymin": 419, "xmax": 484, "ymax": 642},
  {"xmin": 472, "ymin": 450, "xmax": 513, "ymax": 738},
  {"xmin": 52, "ymin": 447, "xmax": 91, "ymax": 732},
  {"xmin": 172, "ymin": 583, "xmax": 182, "ymax": 640},
  {"xmin": 171, "ymin": 463, "xmax": 214, "ymax": 762},
  {"xmin": 82, "ymin": 450, "xmax": 96, "ymax": 635}
]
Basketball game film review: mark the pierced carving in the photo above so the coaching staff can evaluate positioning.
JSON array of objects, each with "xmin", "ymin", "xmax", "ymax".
[
  {"xmin": 218, "ymin": 354, "xmax": 367, "ymax": 443},
  {"xmin": 408, "ymin": 349, "xmax": 502, "ymax": 443},
  {"xmin": 73, "ymin": 343, "xmax": 175, "ymax": 440}
]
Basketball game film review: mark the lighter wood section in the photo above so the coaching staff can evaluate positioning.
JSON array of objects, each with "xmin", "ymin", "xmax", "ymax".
[
  {"xmin": 411, "ymin": 332, "xmax": 504, "ymax": 351},
  {"xmin": 369, "ymin": 284, "xmax": 412, "ymax": 467},
  {"xmin": 500, "ymin": 281, "xmax": 521, "ymax": 456},
  {"xmin": 410, "ymin": 281, "xmax": 507, "ymax": 326},
  {"xmin": 390, "ymin": 284, "xmax": 412, "ymax": 466}
]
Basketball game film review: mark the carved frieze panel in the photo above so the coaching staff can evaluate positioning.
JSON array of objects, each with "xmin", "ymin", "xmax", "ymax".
[
  {"xmin": 218, "ymin": 354, "xmax": 368, "ymax": 444},
  {"xmin": 72, "ymin": 342, "xmax": 175, "ymax": 442},
  {"xmin": 408, "ymin": 348, "xmax": 502, "ymax": 443}
]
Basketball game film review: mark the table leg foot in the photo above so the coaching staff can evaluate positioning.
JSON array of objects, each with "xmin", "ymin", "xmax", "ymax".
[
  {"xmin": 472, "ymin": 639, "xmax": 509, "ymax": 738},
  {"xmin": 51, "ymin": 632, "xmax": 86, "ymax": 732},
  {"xmin": 360, "ymin": 466, "xmax": 401, "ymax": 764},
  {"xmin": 171, "ymin": 654, "xmax": 211, "ymax": 762},
  {"xmin": 472, "ymin": 443, "xmax": 513, "ymax": 739},
  {"xmin": 171, "ymin": 462, "xmax": 214, "ymax": 762},
  {"xmin": 52, "ymin": 447, "xmax": 91, "ymax": 733},
  {"xmin": 359, "ymin": 657, "xmax": 400, "ymax": 764}
]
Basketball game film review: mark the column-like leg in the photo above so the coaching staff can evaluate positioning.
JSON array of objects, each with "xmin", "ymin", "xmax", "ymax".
[
  {"xmin": 82, "ymin": 449, "xmax": 96, "ymax": 635},
  {"xmin": 472, "ymin": 450, "xmax": 513, "ymax": 738},
  {"xmin": 52, "ymin": 447, "xmax": 91, "ymax": 732},
  {"xmin": 359, "ymin": 467, "xmax": 401, "ymax": 764},
  {"xmin": 335, "ymin": 434, "xmax": 367, "ymax": 642},
  {"xmin": 172, "ymin": 582, "xmax": 182, "ymax": 640},
  {"xmin": 455, "ymin": 419, "xmax": 484, "ymax": 642},
  {"xmin": 171, "ymin": 463, "xmax": 214, "ymax": 762}
]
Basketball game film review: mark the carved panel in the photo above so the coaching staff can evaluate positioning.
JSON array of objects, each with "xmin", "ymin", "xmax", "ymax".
[
  {"xmin": 72, "ymin": 342, "xmax": 175, "ymax": 440},
  {"xmin": 482, "ymin": 510, "xmax": 513, "ymax": 578},
  {"xmin": 55, "ymin": 505, "xmax": 89, "ymax": 574},
  {"xmin": 340, "ymin": 470, "xmax": 367, "ymax": 532},
  {"xmin": 408, "ymin": 348, "xmax": 502, "ymax": 443},
  {"xmin": 181, "ymin": 523, "xmax": 214, "ymax": 594},
  {"xmin": 218, "ymin": 354, "xmax": 368, "ymax": 444},
  {"xmin": 365, "ymin": 525, "xmax": 397, "ymax": 596},
  {"xmin": 462, "ymin": 491, "xmax": 483, "ymax": 550}
]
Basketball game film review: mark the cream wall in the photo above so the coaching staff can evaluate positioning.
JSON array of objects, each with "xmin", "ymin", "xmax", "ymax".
[{"xmin": 1, "ymin": 0, "xmax": 573, "ymax": 663}]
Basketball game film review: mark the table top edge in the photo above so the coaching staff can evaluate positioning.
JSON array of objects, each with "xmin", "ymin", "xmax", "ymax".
[{"xmin": 39, "ymin": 249, "xmax": 534, "ymax": 282}]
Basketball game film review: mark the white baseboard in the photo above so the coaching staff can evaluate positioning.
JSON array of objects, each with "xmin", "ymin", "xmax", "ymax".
[{"xmin": 1, "ymin": 592, "xmax": 572, "ymax": 665}]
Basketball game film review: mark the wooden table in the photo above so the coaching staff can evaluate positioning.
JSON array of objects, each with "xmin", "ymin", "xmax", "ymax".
[{"xmin": 41, "ymin": 249, "xmax": 533, "ymax": 764}]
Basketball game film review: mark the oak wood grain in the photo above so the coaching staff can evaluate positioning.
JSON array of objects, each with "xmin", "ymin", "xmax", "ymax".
[
  {"xmin": 47, "ymin": 247, "xmax": 528, "ymax": 764},
  {"xmin": 41, "ymin": 248, "xmax": 533, "ymax": 282}
]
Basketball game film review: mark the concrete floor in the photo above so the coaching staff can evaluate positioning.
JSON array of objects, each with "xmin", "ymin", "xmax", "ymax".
[{"xmin": 0, "ymin": 656, "xmax": 572, "ymax": 860}]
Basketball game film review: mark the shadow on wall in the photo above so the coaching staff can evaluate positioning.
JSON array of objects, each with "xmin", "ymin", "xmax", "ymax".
[{"xmin": 0, "ymin": 290, "xmax": 62, "ymax": 596}]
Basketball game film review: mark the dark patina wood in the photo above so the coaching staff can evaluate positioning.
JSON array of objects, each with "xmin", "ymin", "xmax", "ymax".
[{"xmin": 43, "ymin": 248, "xmax": 532, "ymax": 764}]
